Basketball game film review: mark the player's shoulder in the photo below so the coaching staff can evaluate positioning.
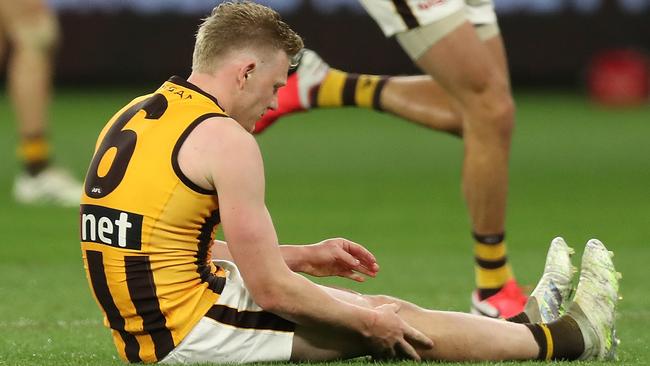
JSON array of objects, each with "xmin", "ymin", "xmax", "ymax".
[
  {"xmin": 188, "ymin": 116, "xmax": 259, "ymax": 155},
  {"xmin": 196, "ymin": 115, "xmax": 253, "ymax": 139}
]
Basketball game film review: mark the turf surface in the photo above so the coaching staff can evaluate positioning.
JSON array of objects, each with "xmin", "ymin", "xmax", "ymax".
[{"xmin": 0, "ymin": 88, "xmax": 648, "ymax": 365}]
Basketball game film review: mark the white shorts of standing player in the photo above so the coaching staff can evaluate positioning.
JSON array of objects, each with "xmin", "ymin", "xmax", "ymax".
[{"xmin": 358, "ymin": 0, "xmax": 499, "ymax": 59}]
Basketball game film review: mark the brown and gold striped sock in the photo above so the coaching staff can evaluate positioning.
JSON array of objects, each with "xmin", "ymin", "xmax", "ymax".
[
  {"xmin": 473, "ymin": 232, "xmax": 513, "ymax": 299},
  {"xmin": 18, "ymin": 134, "xmax": 51, "ymax": 176},
  {"xmin": 309, "ymin": 69, "xmax": 389, "ymax": 110},
  {"xmin": 524, "ymin": 316, "xmax": 585, "ymax": 360}
]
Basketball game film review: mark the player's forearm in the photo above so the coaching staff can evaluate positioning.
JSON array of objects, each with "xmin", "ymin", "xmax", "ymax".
[
  {"xmin": 260, "ymin": 270, "xmax": 376, "ymax": 336},
  {"xmin": 278, "ymin": 245, "xmax": 308, "ymax": 272},
  {"xmin": 212, "ymin": 240, "xmax": 306, "ymax": 272}
]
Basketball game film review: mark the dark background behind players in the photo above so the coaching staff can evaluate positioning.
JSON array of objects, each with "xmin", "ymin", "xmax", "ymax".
[{"xmin": 10, "ymin": 0, "xmax": 650, "ymax": 104}]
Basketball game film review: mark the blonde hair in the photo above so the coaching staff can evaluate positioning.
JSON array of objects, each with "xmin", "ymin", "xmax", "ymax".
[{"xmin": 192, "ymin": 1, "xmax": 304, "ymax": 72}]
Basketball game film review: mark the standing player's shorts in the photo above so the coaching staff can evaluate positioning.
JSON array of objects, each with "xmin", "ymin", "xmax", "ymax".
[
  {"xmin": 160, "ymin": 260, "xmax": 295, "ymax": 364},
  {"xmin": 359, "ymin": 0, "xmax": 499, "ymax": 60}
]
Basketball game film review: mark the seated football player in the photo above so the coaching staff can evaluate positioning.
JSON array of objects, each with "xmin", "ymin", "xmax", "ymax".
[{"xmin": 81, "ymin": 3, "xmax": 620, "ymax": 364}]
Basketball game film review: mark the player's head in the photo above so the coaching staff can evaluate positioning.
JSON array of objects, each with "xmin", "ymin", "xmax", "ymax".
[
  {"xmin": 192, "ymin": 1, "xmax": 303, "ymax": 130},
  {"xmin": 193, "ymin": 1, "xmax": 303, "ymax": 72}
]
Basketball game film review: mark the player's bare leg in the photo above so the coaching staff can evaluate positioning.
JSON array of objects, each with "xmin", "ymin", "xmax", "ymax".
[
  {"xmin": 401, "ymin": 20, "xmax": 523, "ymax": 317},
  {"xmin": 2, "ymin": 0, "xmax": 57, "ymax": 145},
  {"xmin": 254, "ymin": 30, "xmax": 511, "ymax": 137},
  {"xmin": 292, "ymin": 288, "xmax": 537, "ymax": 361},
  {"xmin": 378, "ymin": 31, "xmax": 509, "ymax": 136},
  {"xmin": 379, "ymin": 75, "xmax": 463, "ymax": 135},
  {"xmin": 292, "ymin": 239, "xmax": 619, "ymax": 362},
  {"xmin": 2, "ymin": 0, "xmax": 81, "ymax": 206},
  {"xmin": 254, "ymin": 50, "xmax": 466, "ymax": 135}
]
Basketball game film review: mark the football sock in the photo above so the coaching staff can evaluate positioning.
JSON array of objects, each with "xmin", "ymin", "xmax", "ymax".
[
  {"xmin": 310, "ymin": 69, "xmax": 388, "ymax": 110},
  {"xmin": 524, "ymin": 316, "xmax": 585, "ymax": 360},
  {"xmin": 506, "ymin": 312, "xmax": 531, "ymax": 323},
  {"xmin": 473, "ymin": 232, "xmax": 513, "ymax": 299},
  {"xmin": 18, "ymin": 134, "xmax": 51, "ymax": 176}
]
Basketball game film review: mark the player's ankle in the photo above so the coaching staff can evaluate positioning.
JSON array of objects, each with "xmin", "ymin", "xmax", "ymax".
[{"xmin": 525, "ymin": 316, "xmax": 584, "ymax": 361}]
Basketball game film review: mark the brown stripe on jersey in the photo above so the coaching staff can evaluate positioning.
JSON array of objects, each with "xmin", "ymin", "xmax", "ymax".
[
  {"xmin": 124, "ymin": 256, "xmax": 175, "ymax": 361},
  {"xmin": 391, "ymin": 0, "xmax": 419, "ymax": 29},
  {"xmin": 86, "ymin": 250, "xmax": 141, "ymax": 363},
  {"xmin": 475, "ymin": 256, "xmax": 508, "ymax": 269},
  {"xmin": 196, "ymin": 209, "xmax": 226, "ymax": 294},
  {"xmin": 342, "ymin": 74, "xmax": 359, "ymax": 106},
  {"xmin": 171, "ymin": 113, "xmax": 227, "ymax": 195},
  {"xmin": 373, "ymin": 77, "xmax": 389, "ymax": 111},
  {"xmin": 205, "ymin": 304, "xmax": 295, "ymax": 332}
]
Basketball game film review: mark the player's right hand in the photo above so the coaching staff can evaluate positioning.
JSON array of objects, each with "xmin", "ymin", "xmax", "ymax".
[{"xmin": 365, "ymin": 303, "xmax": 434, "ymax": 360}]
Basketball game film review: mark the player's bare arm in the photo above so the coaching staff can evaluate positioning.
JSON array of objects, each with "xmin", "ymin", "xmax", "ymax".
[{"xmin": 213, "ymin": 237, "xmax": 380, "ymax": 282}]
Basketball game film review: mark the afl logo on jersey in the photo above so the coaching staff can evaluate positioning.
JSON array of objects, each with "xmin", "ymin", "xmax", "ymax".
[{"xmin": 80, "ymin": 204, "xmax": 143, "ymax": 250}]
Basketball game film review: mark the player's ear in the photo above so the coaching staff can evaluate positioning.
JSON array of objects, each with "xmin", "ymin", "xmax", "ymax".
[{"xmin": 237, "ymin": 62, "xmax": 256, "ymax": 89}]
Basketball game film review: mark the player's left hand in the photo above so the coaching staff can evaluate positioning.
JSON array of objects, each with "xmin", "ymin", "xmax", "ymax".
[{"xmin": 297, "ymin": 238, "xmax": 379, "ymax": 282}]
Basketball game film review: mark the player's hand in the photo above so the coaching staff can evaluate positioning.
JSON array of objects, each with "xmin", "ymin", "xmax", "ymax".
[
  {"xmin": 297, "ymin": 238, "xmax": 379, "ymax": 282},
  {"xmin": 365, "ymin": 303, "xmax": 434, "ymax": 361}
]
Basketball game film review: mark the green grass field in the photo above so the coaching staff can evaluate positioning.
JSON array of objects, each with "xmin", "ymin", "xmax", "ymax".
[{"xmin": 0, "ymin": 88, "xmax": 649, "ymax": 365}]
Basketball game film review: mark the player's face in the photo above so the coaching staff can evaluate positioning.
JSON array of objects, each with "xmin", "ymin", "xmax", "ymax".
[{"xmin": 235, "ymin": 50, "xmax": 289, "ymax": 131}]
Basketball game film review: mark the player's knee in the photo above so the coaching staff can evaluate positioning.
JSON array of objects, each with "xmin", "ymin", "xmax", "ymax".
[
  {"xmin": 11, "ymin": 12, "xmax": 60, "ymax": 54},
  {"xmin": 444, "ymin": 112, "xmax": 464, "ymax": 137},
  {"xmin": 465, "ymin": 83, "xmax": 515, "ymax": 141},
  {"xmin": 364, "ymin": 294, "xmax": 401, "ymax": 308},
  {"xmin": 487, "ymin": 93, "xmax": 516, "ymax": 140}
]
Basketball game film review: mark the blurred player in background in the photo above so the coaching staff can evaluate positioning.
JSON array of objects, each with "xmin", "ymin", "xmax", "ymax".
[
  {"xmin": 0, "ymin": 0, "xmax": 81, "ymax": 206},
  {"xmin": 255, "ymin": 0, "xmax": 524, "ymax": 318}
]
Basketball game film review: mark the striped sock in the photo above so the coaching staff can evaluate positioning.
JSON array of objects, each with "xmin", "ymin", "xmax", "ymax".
[
  {"xmin": 18, "ymin": 134, "xmax": 51, "ymax": 176},
  {"xmin": 524, "ymin": 316, "xmax": 585, "ymax": 360},
  {"xmin": 507, "ymin": 312, "xmax": 531, "ymax": 324},
  {"xmin": 473, "ymin": 232, "xmax": 513, "ymax": 299},
  {"xmin": 309, "ymin": 69, "xmax": 388, "ymax": 110}
]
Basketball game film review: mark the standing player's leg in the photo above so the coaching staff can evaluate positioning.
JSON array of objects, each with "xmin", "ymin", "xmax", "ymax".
[
  {"xmin": 377, "ymin": 22, "xmax": 513, "ymax": 137},
  {"xmin": 391, "ymin": 6, "xmax": 522, "ymax": 316},
  {"xmin": 1, "ymin": 0, "xmax": 81, "ymax": 206},
  {"xmin": 3, "ymin": 0, "xmax": 58, "ymax": 173},
  {"xmin": 253, "ymin": 49, "xmax": 466, "ymax": 135},
  {"xmin": 253, "ymin": 1, "xmax": 521, "ymax": 317},
  {"xmin": 379, "ymin": 75, "xmax": 463, "ymax": 135}
]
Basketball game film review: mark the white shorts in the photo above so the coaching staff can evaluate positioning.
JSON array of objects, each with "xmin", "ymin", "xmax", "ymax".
[
  {"xmin": 359, "ymin": 0, "xmax": 497, "ymax": 37},
  {"xmin": 160, "ymin": 260, "xmax": 295, "ymax": 364}
]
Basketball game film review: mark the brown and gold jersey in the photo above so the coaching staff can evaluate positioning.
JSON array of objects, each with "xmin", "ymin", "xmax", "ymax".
[{"xmin": 80, "ymin": 76, "xmax": 228, "ymax": 363}]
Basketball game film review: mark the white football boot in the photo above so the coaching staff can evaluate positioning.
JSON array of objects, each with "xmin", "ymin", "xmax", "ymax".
[
  {"xmin": 525, "ymin": 237, "xmax": 576, "ymax": 323},
  {"xmin": 293, "ymin": 48, "xmax": 331, "ymax": 110},
  {"xmin": 565, "ymin": 239, "xmax": 621, "ymax": 360},
  {"xmin": 13, "ymin": 167, "xmax": 82, "ymax": 207}
]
